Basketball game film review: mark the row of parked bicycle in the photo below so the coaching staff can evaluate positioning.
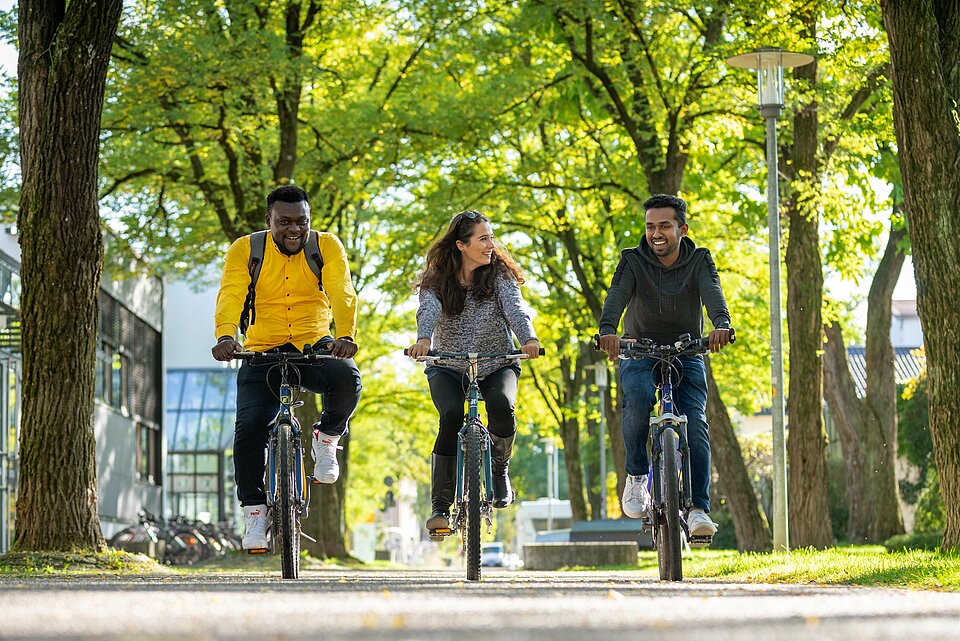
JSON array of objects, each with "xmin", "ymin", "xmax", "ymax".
[{"xmin": 108, "ymin": 511, "xmax": 241, "ymax": 566}]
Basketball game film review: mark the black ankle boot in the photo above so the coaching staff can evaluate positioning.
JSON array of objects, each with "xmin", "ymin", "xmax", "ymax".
[
  {"xmin": 425, "ymin": 453, "xmax": 457, "ymax": 531},
  {"xmin": 490, "ymin": 433, "xmax": 516, "ymax": 509}
]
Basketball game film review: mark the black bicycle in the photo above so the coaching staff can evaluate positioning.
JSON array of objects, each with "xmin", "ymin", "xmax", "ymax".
[
  {"xmin": 597, "ymin": 330, "xmax": 734, "ymax": 581},
  {"xmin": 406, "ymin": 348, "xmax": 543, "ymax": 581},
  {"xmin": 233, "ymin": 345, "xmax": 333, "ymax": 579}
]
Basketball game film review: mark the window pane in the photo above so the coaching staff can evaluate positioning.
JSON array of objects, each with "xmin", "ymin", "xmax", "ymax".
[
  {"xmin": 174, "ymin": 411, "xmax": 200, "ymax": 450},
  {"xmin": 196, "ymin": 454, "xmax": 218, "ymax": 474},
  {"xmin": 203, "ymin": 373, "xmax": 228, "ymax": 410},
  {"xmin": 170, "ymin": 453, "xmax": 194, "ymax": 474},
  {"xmin": 180, "ymin": 372, "xmax": 206, "ymax": 409},
  {"xmin": 166, "ymin": 371, "xmax": 185, "ymax": 410},
  {"xmin": 164, "ymin": 410, "xmax": 179, "ymax": 448},
  {"xmin": 196, "ymin": 413, "xmax": 223, "ymax": 451},
  {"xmin": 220, "ymin": 411, "xmax": 236, "ymax": 450}
]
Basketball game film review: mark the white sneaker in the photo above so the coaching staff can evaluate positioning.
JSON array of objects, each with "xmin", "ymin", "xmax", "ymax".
[
  {"xmin": 622, "ymin": 474, "xmax": 651, "ymax": 518},
  {"xmin": 312, "ymin": 430, "xmax": 341, "ymax": 483},
  {"xmin": 687, "ymin": 508, "xmax": 718, "ymax": 537},
  {"xmin": 241, "ymin": 504, "xmax": 269, "ymax": 550}
]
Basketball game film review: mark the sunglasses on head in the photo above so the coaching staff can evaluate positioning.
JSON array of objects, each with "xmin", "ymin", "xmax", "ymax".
[{"xmin": 457, "ymin": 209, "xmax": 481, "ymax": 220}]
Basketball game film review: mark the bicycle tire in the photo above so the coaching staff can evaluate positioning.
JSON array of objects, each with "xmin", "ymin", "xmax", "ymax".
[
  {"xmin": 658, "ymin": 427, "xmax": 683, "ymax": 581},
  {"xmin": 276, "ymin": 422, "xmax": 301, "ymax": 579},
  {"xmin": 464, "ymin": 421, "xmax": 483, "ymax": 581}
]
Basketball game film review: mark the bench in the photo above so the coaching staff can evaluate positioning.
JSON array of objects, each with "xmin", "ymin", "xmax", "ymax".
[{"xmin": 522, "ymin": 541, "xmax": 638, "ymax": 570}]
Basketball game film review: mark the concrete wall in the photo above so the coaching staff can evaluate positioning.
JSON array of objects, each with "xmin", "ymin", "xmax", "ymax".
[{"xmin": 94, "ymin": 403, "xmax": 162, "ymax": 540}]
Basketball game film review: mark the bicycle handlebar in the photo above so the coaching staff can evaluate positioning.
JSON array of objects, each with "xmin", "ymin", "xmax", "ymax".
[
  {"xmin": 233, "ymin": 346, "xmax": 335, "ymax": 362},
  {"xmin": 592, "ymin": 329, "xmax": 736, "ymax": 359},
  {"xmin": 403, "ymin": 347, "xmax": 546, "ymax": 359}
]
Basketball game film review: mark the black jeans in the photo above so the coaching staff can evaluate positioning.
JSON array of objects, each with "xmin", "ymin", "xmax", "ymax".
[
  {"xmin": 234, "ymin": 345, "xmax": 362, "ymax": 506},
  {"xmin": 427, "ymin": 365, "xmax": 519, "ymax": 456}
]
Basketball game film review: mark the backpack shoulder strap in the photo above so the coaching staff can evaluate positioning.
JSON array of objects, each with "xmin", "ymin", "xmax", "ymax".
[
  {"xmin": 305, "ymin": 230, "xmax": 324, "ymax": 291},
  {"xmin": 239, "ymin": 231, "xmax": 269, "ymax": 335}
]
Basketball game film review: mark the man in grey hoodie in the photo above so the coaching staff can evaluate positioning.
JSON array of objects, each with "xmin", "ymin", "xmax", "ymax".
[{"xmin": 598, "ymin": 194, "xmax": 732, "ymax": 538}]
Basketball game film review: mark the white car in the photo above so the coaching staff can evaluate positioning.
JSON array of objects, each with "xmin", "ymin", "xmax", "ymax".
[{"xmin": 480, "ymin": 542, "xmax": 505, "ymax": 567}]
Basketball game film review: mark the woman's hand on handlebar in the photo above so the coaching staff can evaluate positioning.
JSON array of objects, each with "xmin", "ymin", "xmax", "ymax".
[
  {"xmin": 211, "ymin": 337, "xmax": 242, "ymax": 362},
  {"xmin": 407, "ymin": 338, "xmax": 431, "ymax": 359},
  {"xmin": 521, "ymin": 339, "xmax": 541, "ymax": 360}
]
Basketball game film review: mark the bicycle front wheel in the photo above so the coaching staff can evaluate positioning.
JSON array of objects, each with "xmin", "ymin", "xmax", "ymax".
[
  {"xmin": 657, "ymin": 427, "xmax": 683, "ymax": 581},
  {"xmin": 464, "ymin": 421, "xmax": 484, "ymax": 581},
  {"xmin": 275, "ymin": 422, "xmax": 301, "ymax": 579}
]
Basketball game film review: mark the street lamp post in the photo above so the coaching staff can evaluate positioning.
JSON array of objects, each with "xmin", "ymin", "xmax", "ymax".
[
  {"xmin": 587, "ymin": 363, "xmax": 609, "ymax": 520},
  {"xmin": 725, "ymin": 47, "xmax": 813, "ymax": 552}
]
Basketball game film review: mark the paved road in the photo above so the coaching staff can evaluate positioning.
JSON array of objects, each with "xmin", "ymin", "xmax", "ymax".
[{"xmin": 2, "ymin": 568, "xmax": 959, "ymax": 640}]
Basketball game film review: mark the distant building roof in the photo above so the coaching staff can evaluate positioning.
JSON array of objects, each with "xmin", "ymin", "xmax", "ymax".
[
  {"xmin": 891, "ymin": 299, "xmax": 918, "ymax": 317},
  {"xmin": 845, "ymin": 346, "xmax": 925, "ymax": 397}
]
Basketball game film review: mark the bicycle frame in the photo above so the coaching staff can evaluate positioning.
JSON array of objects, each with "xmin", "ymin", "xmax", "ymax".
[
  {"xmin": 265, "ymin": 359, "xmax": 309, "ymax": 520},
  {"xmin": 648, "ymin": 359, "xmax": 694, "ymax": 519},
  {"xmin": 452, "ymin": 356, "xmax": 495, "ymax": 530}
]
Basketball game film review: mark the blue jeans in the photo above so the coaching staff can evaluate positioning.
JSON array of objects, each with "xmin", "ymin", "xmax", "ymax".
[{"xmin": 620, "ymin": 355, "xmax": 711, "ymax": 512}]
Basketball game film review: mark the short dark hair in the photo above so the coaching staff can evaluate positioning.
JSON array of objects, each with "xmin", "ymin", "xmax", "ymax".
[
  {"xmin": 643, "ymin": 194, "xmax": 687, "ymax": 226},
  {"xmin": 266, "ymin": 185, "xmax": 309, "ymax": 219}
]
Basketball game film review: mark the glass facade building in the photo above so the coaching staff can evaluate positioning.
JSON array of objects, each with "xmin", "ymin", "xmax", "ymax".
[{"xmin": 165, "ymin": 368, "xmax": 238, "ymax": 527}]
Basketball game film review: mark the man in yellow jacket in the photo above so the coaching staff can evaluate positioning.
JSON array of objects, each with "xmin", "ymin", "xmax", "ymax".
[{"xmin": 211, "ymin": 185, "xmax": 362, "ymax": 550}]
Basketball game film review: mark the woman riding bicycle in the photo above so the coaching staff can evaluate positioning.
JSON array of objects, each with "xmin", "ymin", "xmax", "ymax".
[{"xmin": 407, "ymin": 210, "xmax": 540, "ymax": 533}]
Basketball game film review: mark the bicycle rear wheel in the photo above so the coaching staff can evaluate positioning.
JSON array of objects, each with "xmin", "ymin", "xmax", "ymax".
[
  {"xmin": 276, "ymin": 422, "xmax": 301, "ymax": 579},
  {"xmin": 657, "ymin": 427, "xmax": 683, "ymax": 581},
  {"xmin": 464, "ymin": 421, "xmax": 483, "ymax": 581}
]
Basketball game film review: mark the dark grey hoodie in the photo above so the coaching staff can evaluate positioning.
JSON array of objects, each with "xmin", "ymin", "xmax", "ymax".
[{"xmin": 598, "ymin": 236, "xmax": 731, "ymax": 344}]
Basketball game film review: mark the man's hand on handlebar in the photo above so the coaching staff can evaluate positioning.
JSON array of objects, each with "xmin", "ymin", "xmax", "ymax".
[
  {"xmin": 598, "ymin": 334, "xmax": 621, "ymax": 362},
  {"xmin": 330, "ymin": 337, "xmax": 359, "ymax": 359},
  {"xmin": 708, "ymin": 328, "xmax": 732, "ymax": 354},
  {"xmin": 212, "ymin": 337, "xmax": 242, "ymax": 362},
  {"xmin": 407, "ymin": 338, "xmax": 431, "ymax": 359}
]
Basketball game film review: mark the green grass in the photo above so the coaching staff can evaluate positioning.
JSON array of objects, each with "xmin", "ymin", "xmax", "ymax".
[
  {"xmin": 0, "ymin": 549, "xmax": 171, "ymax": 576},
  {"xmin": 618, "ymin": 546, "xmax": 960, "ymax": 590}
]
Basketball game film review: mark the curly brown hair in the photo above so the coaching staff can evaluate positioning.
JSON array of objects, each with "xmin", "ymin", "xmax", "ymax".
[{"xmin": 416, "ymin": 210, "xmax": 524, "ymax": 316}]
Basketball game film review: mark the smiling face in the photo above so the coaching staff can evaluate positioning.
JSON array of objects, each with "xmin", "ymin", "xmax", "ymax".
[
  {"xmin": 456, "ymin": 221, "xmax": 496, "ymax": 271},
  {"xmin": 645, "ymin": 206, "xmax": 687, "ymax": 266},
  {"xmin": 268, "ymin": 200, "xmax": 310, "ymax": 254}
]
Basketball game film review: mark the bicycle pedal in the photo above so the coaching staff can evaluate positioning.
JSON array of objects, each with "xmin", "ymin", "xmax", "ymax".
[
  {"xmin": 429, "ymin": 527, "xmax": 452, "ymax": 542},
  {"xmin": 688, "ymin": 535, "xmax": 713, "ymax": 548},
  {"xmin": 307, "ymin": 475, "xmax": 321, "ymax": 485},
  {"xmin": 246, "ymin": 547, "xmax": 269, "ymax": 555}
]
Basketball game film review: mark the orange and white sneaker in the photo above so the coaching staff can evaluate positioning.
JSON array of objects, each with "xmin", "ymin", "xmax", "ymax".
[
  {"xmin": 241, "ymin": 504, "xmax": 269, "ymax": 550},
  {"xmin": 312, "ymin": 430, "xmax": 341, "ymax": 483}
]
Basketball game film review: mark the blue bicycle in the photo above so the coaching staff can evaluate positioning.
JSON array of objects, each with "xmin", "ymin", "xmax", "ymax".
[
  {"xmin": 234, "ymin": 346, "xmax": 333, "ymax": 579},
  {"xmin": 597, "ymin": 330, "xmax": 734, "ymax": 581},
  {"xmin": 406, "ymin": 348, "xmax": 542, "ymax": 581}
]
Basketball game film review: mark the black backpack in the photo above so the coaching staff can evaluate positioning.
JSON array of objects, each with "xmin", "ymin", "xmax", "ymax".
[{"xmin": 239, "ymin": 230, "xmax": 324, "ymax": 335}]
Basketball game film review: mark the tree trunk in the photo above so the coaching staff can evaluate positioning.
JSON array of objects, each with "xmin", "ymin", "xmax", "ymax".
[
  {"xmin": 881, "ymin": 0, "xmax": 960, "ymax": 549},
  {"xmin": 705, "ymin": 360, "xmax": 772, "ymax": 551},
  {"xmin": 860, "ymin": 224, "xmax": 907, "ymax": 541},
  {"xmin": 559, "ymin": 351, "xmax": 588, "ymax": 521},
  {"xmin": 822, "ymin": 163, "xmax": 907, "ymax": 542},
  {"xmin": 299, "ymin": 394, "xmax": 349, "ymax": 559},
  {"xmin": 783, "ymin": 16, "xmax": 833, "ymax": 548},
  {"xmin": 14, "ymin": 0, "xmax": 123, "ymax": 552}
]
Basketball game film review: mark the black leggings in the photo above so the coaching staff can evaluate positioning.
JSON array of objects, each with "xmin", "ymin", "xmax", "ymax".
[{"xmin": 427, "ymin": 366, "xmax": 519, "ymax": 456}]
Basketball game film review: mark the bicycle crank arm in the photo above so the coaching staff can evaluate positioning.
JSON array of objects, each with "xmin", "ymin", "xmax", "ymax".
[{"xmin": 300, "ymin": 531, "xmax": 317, "ymax": 543}]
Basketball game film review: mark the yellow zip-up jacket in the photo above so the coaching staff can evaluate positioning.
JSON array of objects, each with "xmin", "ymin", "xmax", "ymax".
[{"xmin": 214, "ymin": 231, "xmax": 357, "ymax": 352}]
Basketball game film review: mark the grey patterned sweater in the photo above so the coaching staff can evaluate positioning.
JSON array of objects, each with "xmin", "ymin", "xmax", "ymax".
[{"xmin": 417, "ymin": 272, "xmax": 538, "ymax": 379}]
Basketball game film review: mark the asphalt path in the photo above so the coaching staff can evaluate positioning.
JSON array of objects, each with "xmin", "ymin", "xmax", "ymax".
[{"xmin": 2, "ymin": 568, "xmax": 959, "ymax": 641}]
